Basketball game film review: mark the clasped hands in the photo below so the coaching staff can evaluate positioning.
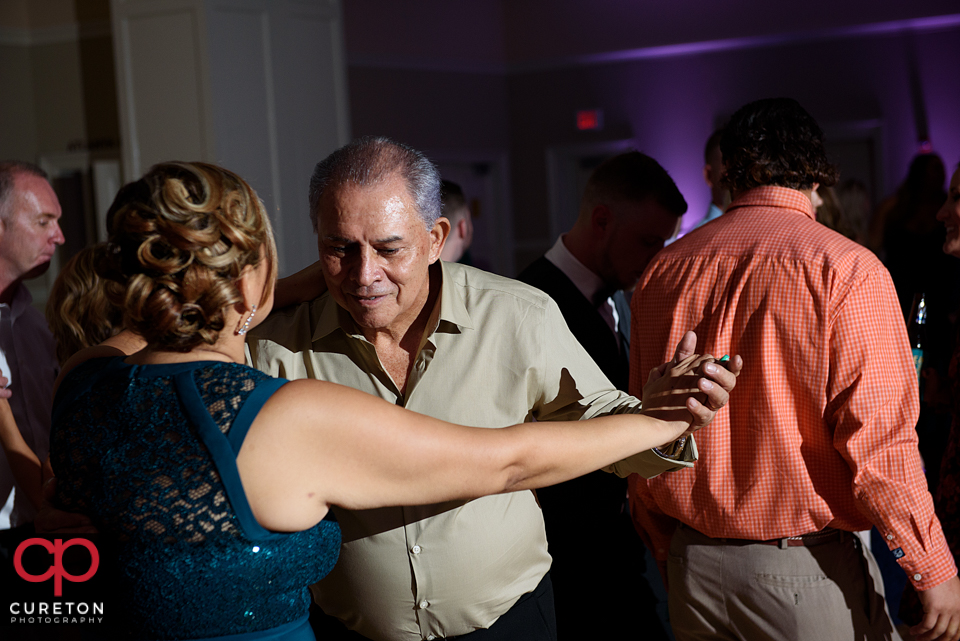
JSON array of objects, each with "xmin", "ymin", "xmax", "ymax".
[{"xmin": 640, "ymin": 331, "xmax": 742, "ymax": 445}]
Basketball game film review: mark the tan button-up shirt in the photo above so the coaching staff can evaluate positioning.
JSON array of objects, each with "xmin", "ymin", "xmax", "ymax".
[{"xmin": 247, "ymin": 261, "xmax": 694, "ymax": 641}]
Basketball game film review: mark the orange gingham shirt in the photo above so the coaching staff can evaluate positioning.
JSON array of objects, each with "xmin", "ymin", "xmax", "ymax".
[{"xmin": 629, "ymin": 185, "xmax": 957, "ymax": 590}]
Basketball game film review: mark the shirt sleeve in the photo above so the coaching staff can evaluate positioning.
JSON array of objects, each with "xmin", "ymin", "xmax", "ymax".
[
  {"xmin": 830, "ymin": 266, "xmax": 957, "ymax": 590},
  {"xmin": 531, "ymin": 296, "xmax": 695, "ymax": 478}
]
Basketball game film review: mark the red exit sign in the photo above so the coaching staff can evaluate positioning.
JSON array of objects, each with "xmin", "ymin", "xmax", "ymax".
[{"xmin": 576, "ymin": 109, "xmax": 604, "ymax": 131}]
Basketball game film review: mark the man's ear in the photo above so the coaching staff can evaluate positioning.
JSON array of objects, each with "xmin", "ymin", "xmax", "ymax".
[
  {"xmin": 429, "ymin": 217, "xmax": 451, "ymax": 263},
  {"xmin": 590, "ymin": 204, "xmax": 612, "ymax": 235},
  {"xmin": 455, "ymin": 217, "xmax": 470, "ymax": 240}
]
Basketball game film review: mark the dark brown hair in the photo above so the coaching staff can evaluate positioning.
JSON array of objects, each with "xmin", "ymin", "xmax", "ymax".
[
  {"xmin": 721, "ymin": 98, "xmax": 838, "ymax": 193},
  {"xmin": 704, "ymin": 128, "xmax": 725, "ymax": 163},
  {"xmin": 582, "ymin": 151, "xmax": 687, "ymax": 216},
  {"xmin": 440, "ymin": 180, "xmax": 469, "ymax": 222}
]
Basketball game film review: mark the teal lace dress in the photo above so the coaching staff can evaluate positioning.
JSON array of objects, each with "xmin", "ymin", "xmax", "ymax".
[{"xmin": 50, "ymin": 358, "xmax": 341, "ymax": 640}]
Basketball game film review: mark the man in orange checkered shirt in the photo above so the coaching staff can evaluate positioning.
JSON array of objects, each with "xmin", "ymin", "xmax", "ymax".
[{"xmin": 629, "ymin": 97, "xmax": 960, "ymax": 641}]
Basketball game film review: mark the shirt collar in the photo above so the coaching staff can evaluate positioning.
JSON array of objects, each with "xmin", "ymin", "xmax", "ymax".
[
  {"xmin": 312, "ymin": 292, "xmax": 356, "ymax": 342},
  {"xmin": 1, "ymin": 282, "xmax": 33, "ymax": 323},
  {"xmin": 704, "ymin": 202, "xmax": 724, "ymax": 224},
  {"xmin": 726, "ymin": 185, "xmax": 816, "ymax": 220},
  {"xmin": 435, "ymin": 261, "xmax": 474, "ymax": 331},
  {"xmin": 311, "ymin": 260, "xmax": 474, "ymax": 344},
  {"xmin": 544, "ymin": 234, "xmax": 608, "ymax": 304}
]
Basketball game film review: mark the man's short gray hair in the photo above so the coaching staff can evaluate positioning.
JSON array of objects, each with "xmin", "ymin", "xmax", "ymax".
[
  {"xmin": 308, "ymin": 136, "xmax": 442, "ymax": 232},
  {"xmin": 0, "ymin": 161, "xmax": 48, "ymax": 221}
]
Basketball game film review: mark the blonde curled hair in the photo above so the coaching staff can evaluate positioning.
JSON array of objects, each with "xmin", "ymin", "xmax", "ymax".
[
  {"xmin": 100, "ymin": 162, "xmax": 276, "ymax": 352},
  {"xmin": 45, "ymin": 243, "xmax": 124, "ymax": 365}
]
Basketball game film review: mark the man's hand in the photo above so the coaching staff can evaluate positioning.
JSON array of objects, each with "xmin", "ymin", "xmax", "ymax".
[
  {"xmin": 34, "ymin": 459, "xmax": 97, "ymax": 534},
  {"xmin": 643, "ymin": 331, "xmax": 742, "ymax": 439},
  {"xmin": 912, "ymin": 576, "xmax": 960, "ymax": 641},
  {"xmin": 272, "ymin": 260, "xmax": 328, "ymax": 310}
]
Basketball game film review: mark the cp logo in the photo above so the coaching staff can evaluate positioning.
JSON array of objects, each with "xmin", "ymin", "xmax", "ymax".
[{"xmin": 14, "ymin": 538, "xmax": 99, "ymax": 597}]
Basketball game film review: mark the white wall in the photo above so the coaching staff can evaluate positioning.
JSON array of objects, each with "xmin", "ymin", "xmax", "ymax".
[{"xmin": 111, "ymin": 0, "xmax": 351, "ymax": 274}]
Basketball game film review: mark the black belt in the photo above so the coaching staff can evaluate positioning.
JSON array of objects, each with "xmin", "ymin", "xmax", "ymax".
[{"xmin": 682, "ymin": 524, "xmax": 850, "ymax": 549}]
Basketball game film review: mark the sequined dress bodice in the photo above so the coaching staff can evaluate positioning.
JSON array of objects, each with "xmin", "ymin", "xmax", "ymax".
[{"xmin": 51, "ymin": 357, "xmax": 340, "ymax": 640}]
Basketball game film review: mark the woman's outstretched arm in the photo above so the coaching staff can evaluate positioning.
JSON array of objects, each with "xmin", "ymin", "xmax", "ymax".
[{"xmin": 239, "ymin": 338, "xmax": 740, "ymax": 533}]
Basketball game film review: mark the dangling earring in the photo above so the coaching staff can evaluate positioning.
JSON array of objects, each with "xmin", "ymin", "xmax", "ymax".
[{"xmin": 237, "ymin": 304, "xmax": 257, "ymax": 336}]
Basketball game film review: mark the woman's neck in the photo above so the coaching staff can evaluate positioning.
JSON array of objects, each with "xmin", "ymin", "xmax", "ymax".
[{"xmin": 125, "ymin": 338, "xmax": 244, "ymax": 366}]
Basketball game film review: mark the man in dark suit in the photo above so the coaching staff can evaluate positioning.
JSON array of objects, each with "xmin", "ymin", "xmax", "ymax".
[{"xmin": 517, "ymin": 151, "xmax": 686, "ymax": 639}]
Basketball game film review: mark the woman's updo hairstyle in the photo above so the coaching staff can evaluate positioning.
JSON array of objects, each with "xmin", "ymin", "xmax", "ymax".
[{"xmin": 99, "ymin": 162, "xmax": 276, "ymax": 352}]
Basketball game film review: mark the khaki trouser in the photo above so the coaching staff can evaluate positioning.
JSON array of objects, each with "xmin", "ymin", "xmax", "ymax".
[{"xmin": 668, "ymin": 524, "xmax": 902, "ymax": 641}]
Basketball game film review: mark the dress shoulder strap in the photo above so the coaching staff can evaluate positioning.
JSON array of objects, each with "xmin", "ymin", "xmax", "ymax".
[{"xmin": 176, "ymin": 363, "xmax": 290, "ymax": 542}]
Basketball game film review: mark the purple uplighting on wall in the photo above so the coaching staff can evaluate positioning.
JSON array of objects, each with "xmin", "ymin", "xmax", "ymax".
[
  {"xmin": 344, "ymin": 2, "xmax": 960, "ymax": 272},
  {"xmin": 509, "ymin": 13, "xmax": 960, "ymax": 72}
]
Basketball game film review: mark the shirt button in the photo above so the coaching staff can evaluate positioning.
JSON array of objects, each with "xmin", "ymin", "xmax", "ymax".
[
  {"xmin": 886, "ymin": 534, "xmax": 894, "ymax": 541},
  {"xmin": 420, "ymin": 600, "xmax": 429, "ymax": 609},
  {"xmin": 427, "ymin": 636, "xmax": 437, "ymax": 640},
  {"xmin": 411, "ymin": 545, "xmax": 422, "ymax": 554},
  {"xmin": 914, "ymin": 574, "xmax": 922, "ymax": 581}
]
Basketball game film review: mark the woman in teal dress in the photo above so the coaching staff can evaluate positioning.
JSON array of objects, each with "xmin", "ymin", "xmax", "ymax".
[{"xmin": 50, "ymin": 161, "xmax": 734, "ymax": 640}]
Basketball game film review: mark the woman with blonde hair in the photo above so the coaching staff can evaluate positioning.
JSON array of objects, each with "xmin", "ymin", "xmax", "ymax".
[
  {"xmin": 50, "ymin": 161, "xmax": 736, "ymax": 640},
  {"xmin": 45, "ymin": 243, "xmax": 122, "ymax": 366}
]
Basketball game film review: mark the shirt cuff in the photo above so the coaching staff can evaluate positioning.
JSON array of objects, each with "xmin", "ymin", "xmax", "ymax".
[
  {"xmin": 654, "ymin": 437, "xmax": 687, "ymax": 459},
  {"xmin": 890, "ymin": 539, "xmax": 958, "ymax": 591},
  {"xmin": 604, "ymin": 435, "xmax": 697, "ymax": 478}
]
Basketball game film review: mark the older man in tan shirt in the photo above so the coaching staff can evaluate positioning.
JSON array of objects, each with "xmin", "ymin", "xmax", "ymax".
[{"xmin": 248, "ymin": 136, "xmax": 736, "ymax": 641}]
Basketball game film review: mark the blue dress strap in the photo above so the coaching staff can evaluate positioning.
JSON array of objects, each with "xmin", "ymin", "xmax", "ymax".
[
  {"xmin": 227, "ymin": 376, "xmax": 288, "ymax": 455},
  {"xmin": 174, "ymin": 369, "xmax": 290, "ymax": 542}
]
